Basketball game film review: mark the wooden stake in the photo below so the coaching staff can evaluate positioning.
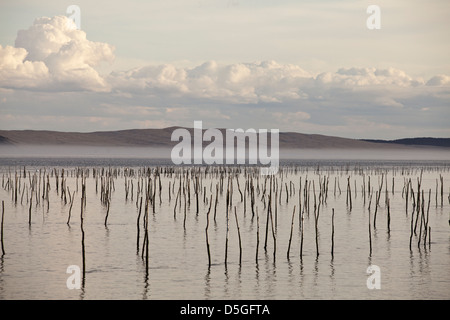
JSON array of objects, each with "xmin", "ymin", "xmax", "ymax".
[
  {"xmin": 28, "ymin": 191, "xmax": 32, "ymax": 226},
  {"xmin": 255, "ymin": 207, "xmax": 260, "ymax": 264},
  {"xmin": 409, "ymin": 198, "xmax": 414, "ymax": 251},
  {"xmin": 331, "ymin": 208, "xmax": 335, "ymax": 258},
  {"xmin": 315, "ymin": 201, "xmax": 320, "ymax": 257},
  {"xmin": 225, "ymin": 181, "xmax": 230, "ymax": 266},
  {"xmin": 423, "ymin": 189, "xmax": 431, "ymax": 249},
  {"xmin": 264, "ymin": 179, "xmax": 271, "ymax": 253},
  {"xmin": 234, "ymin": 207, "xmax": 242, "ymax": 265},
  {"xmin": 287, "ymin": 205, "xmax": 296, "ymax": 259},
  {"xmin": 300, "ymin": 205, "xmax": 304, "ymax": 260},
  {"xmin": 206, "ymin": 194, "xmax": 212, "ymax": 267},
  {"xmin": 104, "ymin": 198, "xmax": 110, "ymax": 227},
  {"xmin": 270, "ymin": 200, "xmax": 276, "ymax": 260},
  {"xmin": 80, "ymin": 182, "xmax": 86, "ymax": 283},
  {"xmin": 387, "ymin": 198, "xmax": 391, "ymax": 233},
  {"xmin": 1, "ymin": 201, "xmax": 5, "ymax": 256},
  {"xmin": 67, "ymin": 190, "xmax": 75, "ymax": 225},
  {"xmin": 214, "ymin": 183, "xmax": 219, "ymax": 222},
  {"xmin": 136, "ymin": 196, "xmax": 143, "ymax": 254},
  {"xmin": 369, "ymin": 208, "xmax": 372, "ymax": 256}
]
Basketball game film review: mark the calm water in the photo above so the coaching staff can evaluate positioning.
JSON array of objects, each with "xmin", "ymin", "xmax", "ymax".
[{"xmin": 0, "ymin": 157, "xmax": 449, "ymax": 300}]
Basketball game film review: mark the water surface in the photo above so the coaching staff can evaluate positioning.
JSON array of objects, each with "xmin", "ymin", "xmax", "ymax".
[{"xmin": 0, "ymin": 157, "xmax": 449, "ymax": 300}]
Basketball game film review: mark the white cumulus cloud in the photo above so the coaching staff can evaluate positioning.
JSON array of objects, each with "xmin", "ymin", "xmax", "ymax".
[
  {"xmin": 109, "ymin": 60, "xmax": 312, "ymax": 103},
  {"xmin": 316, "ymin": 67, "xmax": 424, "ymax": 87},
  {"xmin": 0, "ymin": 45, "xmax": 49, "ymax": 88},
  {"xmin": 0, "ymin": 16, "xmax": 115, "ymax": 91}
]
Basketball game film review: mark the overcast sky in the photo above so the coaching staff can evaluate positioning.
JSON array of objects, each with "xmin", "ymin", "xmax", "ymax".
[{"xmin": 0, "ymin": 0, "xmax": 449, "ymax": 139}]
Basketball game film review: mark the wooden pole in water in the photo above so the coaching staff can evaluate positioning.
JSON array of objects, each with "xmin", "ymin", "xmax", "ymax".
[
  {"xmin": 299, "ymin": 204, "xmax": 304, "ymax": 260},
  {"xmin": 373, "ymin": 190, "xmax": 378, "ymax": 228},
  {"xmin": 141, "ymin": 178, "xmax": 150, "ymax": 270},
  {"xmin": 224, "ymin": 179, "xmax": 230, "ymax": 266},
  {"xmin": 409, "ymin": 196, "xmax": 415, "ymax": 251},
  {"xmin": 104, "ymin": 198, "xmax": 110, "ymax": 228},
  {"xmin": 206, "ymin": 194, "xmax": 212, "ymax": 267},
  {"xmin": 274, "ymin": 188, "xmax": 278, "ymax": 229},
  {"xmin": 214, "ymin": 183, "xmax": 219, "ymax": 222},
  {"xmin": 264, "ymin": 178, "xmax": 271, "ymax": 253},
  {"xmin": 418, "ymin": 190, "xmax": 425, "ymax": 248},
  {"xmin": 424, "ymin": 189, "xmax": 431, "ymax": 249},
  {"xmin": 346, "ymin": 176, "xmax": 352, "ymax": 211},
  {"xmin": 285, "ymin": 183, "xmax": 289, "ymax": 204},
  {"xmin": 1, "ymin": 201, "xmax": 5, "ymax": 256},
  {"xmin": 414, "ymin": 178, "xmax": 421, "ymax": 235},
  {"xmin": 255, "ymin": 207, "xmax": 260, "ymax": 264},
  {"xmin": 234, "ymin": 206, "xmax": 242, "ymax": 266},
  {"xmin": 136, "ymin": 196, "xmax": 143, "ymax": 254},
  {"xmin": 368, "ymin": 208, "xmax": 372, "ymax": 256},
  {"xmin": 236, "ymin": 176, "xmax": 243, "ymax": 202},
  {"xmin": 287, "ymin": 205, "xmax": 296, "ymax": 259},
  {"xmin": 270, "ymin": 200, "xmax": 276, "ymax": 260},
  {"xmin": 195, "ymin": 176, "xmax": 199, "ymax": 215},
  {"xmin": 331, "ymin": 208, "xmax": 335, "ymax": 258},
  {"xmin": 173, "ymin": 182, "xmax": 180, "ymax": 220},
  {"xmin": 183, "ymin": 184, "xmax": 187, "ymax": 230},
  {"xmin": 141, "ymin": 185, "xmax": 150, "ymax": 259},
  {"xmin": 315, "ymin": 200, "xmax": 320, "ymax": 258},
  {"xmin": 387, "ymin": 198, "xmax": 391, "ymax": 233},
  {"xmin": 152, "ymin": 175, "xmax": 157, "ymax": 214},
  {"xmin": 144, "ymin": 198, "xmax": 149, "ymax": 272},
  {"xmin": 80, "ymin": 182, "xmax": 86, "ymax": 282},
  {"xmin": 250, "ymin": 183, "xmax": 255, "ymax": 218},
  {"xmin": 67, "ymin": 190, "xmax": 75, "ymax": 225},
  {"xmin": 406, "ymin": 179, "xmax": 410, "ymax": 214},
  {"xmin": 28, "ymin": 191, "xmax": 33, "ymax": 226},
  {"xmin": 158, "ymin": 174, "xmax": 162, "ymax": 205},
  {"xmin": 373, "ymin": 176, "xmax": 383, "ymax": 228},
  {"xmin": 20, "ymin": 184, "xmax": 25, "ymax": 205}
]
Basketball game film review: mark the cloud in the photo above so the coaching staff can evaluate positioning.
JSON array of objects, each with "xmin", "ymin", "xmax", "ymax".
[
  {"xmin": 0, "ymin": 45, "xmax": 49, "ymax": 88},
  {"xmin": 1, "ymin": 15, "xmax": 450, "ymax": 138},
  {"xmin": 426, "ymin": 74, "xmax": 450, "ymax": 86},
  {"xmin": 273, "ymin": 111, "xmax": 311, "ymax": 126},
  {"xmin": 108, "ymin": 61, "xmax": 448, "ymax": 116},
  {"xmin": 2, "ymin": 15, "xmax": 448, "ymax": 104},
  {"xmin": 317, "ymin": 67, "xmax": 424, "ymax": 87},
  {"xmin": 373, "ymin": 96, "xmax": 404, "ymax": 108},
  {"xmin": 109, "ymin": 60, "xmax": 312, "ymax": 103},
  {"xmin": 0, "ymin": 16, "xmax": 114, "ymax": 91}
]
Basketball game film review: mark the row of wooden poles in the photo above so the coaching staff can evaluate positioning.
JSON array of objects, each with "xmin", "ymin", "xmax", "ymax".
[{"xmin": 0, "ymin": 165, "xmax": 449, "ymax": 268}]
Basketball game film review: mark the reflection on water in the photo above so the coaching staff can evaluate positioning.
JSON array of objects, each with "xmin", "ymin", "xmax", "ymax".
[{"xmin": 0, "ymin": 157, "xmax": 449, "ymax": 300}]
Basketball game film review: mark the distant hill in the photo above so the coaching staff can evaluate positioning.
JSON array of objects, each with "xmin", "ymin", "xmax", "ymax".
[
  {"xmin": 0, "ymin": 127, "xmax": 448, "ymax": 150},
  {"xmin": 0, "ymin": 135, "xmax": 13, "ymax": 145},
  {"xmin": 362, "ymin": 138, "xmax": 450, "ymax": 148}
]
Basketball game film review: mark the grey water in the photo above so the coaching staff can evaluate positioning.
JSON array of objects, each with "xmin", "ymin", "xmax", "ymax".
[{"xmin": 0, "ymin": 151, "xmax": 449, "ymax": 300}]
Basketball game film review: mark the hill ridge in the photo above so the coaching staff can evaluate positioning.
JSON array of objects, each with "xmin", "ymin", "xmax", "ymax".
[{"xmin": 0, "ymin": 128, "xmax": 448, "ymax": 149}]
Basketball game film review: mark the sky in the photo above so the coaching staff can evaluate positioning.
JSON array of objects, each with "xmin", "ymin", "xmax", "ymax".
[{"xmin": 0, "ymin": 0, "xmax": 449, "ymax": 139}]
